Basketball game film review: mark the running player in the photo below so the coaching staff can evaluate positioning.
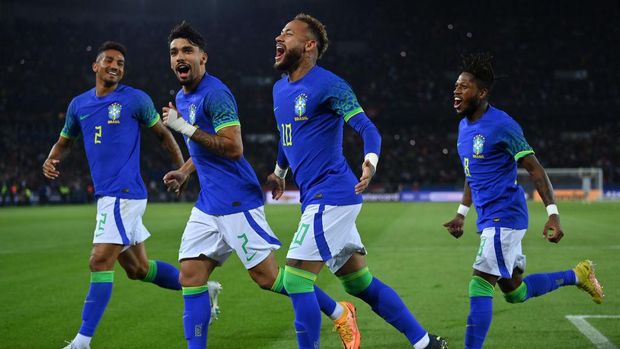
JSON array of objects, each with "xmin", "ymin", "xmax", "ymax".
[
  {"xmin": 443, "ymin": 52, "xmax": 604, "ymax": 349},
  {"xmin": 267, "ymin": 14, "xmax": 448, "ymax": 349},
  {"xmin": 43, "ymin": 41, "xmax": 186, "ymax": 349},
  {"xmin": 161, "ymin": 22, "xmax": 359, "ymax": 349}
]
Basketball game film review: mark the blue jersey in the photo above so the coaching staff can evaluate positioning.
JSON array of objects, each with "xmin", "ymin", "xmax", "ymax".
[
  {"xmin": 175, "ymin": 73, "xmax": 264, "ymax": 215},
  {"xmin": 273, "ymin": 65, "xmax": 364, "ymax": 211},
  {"xmin": 61, "ymin": 84, "xmax": 159, "ymax": 199},
  {"xmin": 457, "ymin": 105, "xmax": 534, "ymax": 230}
]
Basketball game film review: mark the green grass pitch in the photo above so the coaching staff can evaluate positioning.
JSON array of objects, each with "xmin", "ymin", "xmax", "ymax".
[{"xmin": 1, "ymin": 202, "xmax": 618, "ymax": 348}]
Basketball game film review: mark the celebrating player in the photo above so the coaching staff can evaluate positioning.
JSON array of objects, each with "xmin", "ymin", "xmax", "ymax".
[
  {"xmin": 267, "ymin": 14, "xmax": 448, "ymax": 349},
  {"xmin": 43, "ymin": 41, "xmax": 187, "ymax": 349},
  {"xmin": 443, "ymin": 53, "xmax": 605, "ymax": 349},
  {"xmin": 161, "ymin": 22, "xmax": 358, "ymax": 349}
]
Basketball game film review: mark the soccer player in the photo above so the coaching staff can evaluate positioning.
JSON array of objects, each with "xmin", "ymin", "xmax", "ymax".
[
  {"xmin": 42, "ymin": 42, "xmax": 188, "ymax": 349},
  {"xmin": 443, "ymin": 53, "xmax": 605, "ymax": 349},
  {"xmin": 267, "ymin": 14, "xmax": 448, "ymax": 349},
  {"xmin": 160, "ymin": 22, "xmax": 359, "ymax": 349}
]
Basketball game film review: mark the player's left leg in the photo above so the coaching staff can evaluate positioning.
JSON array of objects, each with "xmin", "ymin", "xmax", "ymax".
[
  {"xmin": 118, "ymin": 242, "xmax": 181, "ymax": 290},
  {"xmin": 336, "ymin": 253, "xmax": 443, "ymax": 349}
]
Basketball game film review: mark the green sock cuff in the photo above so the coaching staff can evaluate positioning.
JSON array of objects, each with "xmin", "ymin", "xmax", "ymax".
[
  {"xmin": 182, "ymin": 284, "xmax": 210, "ymax": 296},
  {"xmin": 283, "ymin": 266, "xmax": 316, "ymax": 294},
  {"xmin": 142, "ymin": 260, "xmax": 157, "ymax": 283},
  {"xmin": 469, "ymin": 276, "xmax": 495, "ymax": 297},
  {"xmin": 91, "ymin": 271, "xmax": 114, "ymax": 283},
  {"xmin": 504, "ymin": 282, "xmax": 528, "ymax": 303},
  {"xmin": 270, "ymin": 267, "xmax": 286, "ymax": 293},
  {"xmin": 339, "ymin": 267, "xmax": 373, "ymax": 295}
]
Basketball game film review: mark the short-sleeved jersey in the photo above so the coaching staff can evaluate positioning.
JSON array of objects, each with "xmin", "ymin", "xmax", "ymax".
[
  {"xmin": 273, "ymin": 65, "xmax": 364, "ymax": 211},
  {"xmin": 457, "ymin": 105, "xmax": 535, "ymax": 230},
  {"xmin": 61, "ymin": 84, "xmax": 159, "ymax": 199},
  {"xmin": 175, "ymin": 73, "xmax": 263, "ymax": 216}
]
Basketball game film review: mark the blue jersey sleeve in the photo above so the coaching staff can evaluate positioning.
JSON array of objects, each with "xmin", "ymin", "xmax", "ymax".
[
  {"xmin": 204, "ymin": 88, "xmax": 240, "ymax": 132},
  {"xmin": 326, "ymin": 78, "xmax": 364, "ymax": 121},
  {"xmin": 134, "ymin": 90, "xmax": 160, "ymax": 127},
  {"xmin": 500, "ymin": 118, "xmax": 534, "ymax": 161},
  {"xmin": 60, "ymin": 98, "xmax": 81, "ymax": 139}
]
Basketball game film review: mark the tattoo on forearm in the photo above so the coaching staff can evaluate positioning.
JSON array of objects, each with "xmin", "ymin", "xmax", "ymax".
[{"xmin": 193, "ymin": 133, "xmax": 229, "ymax": 157}]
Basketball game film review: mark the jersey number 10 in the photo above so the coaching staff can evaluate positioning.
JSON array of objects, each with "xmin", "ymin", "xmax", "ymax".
[{"xmin": 280, "ymin": 123, "xmax": 292, "ymax": 146}]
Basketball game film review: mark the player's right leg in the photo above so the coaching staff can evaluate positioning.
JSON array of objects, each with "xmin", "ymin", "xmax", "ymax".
[
  {"xmin": 178, "ymin": 207, "xmax": 232, "ymax": 349},
  {"xmin": 64, "ymin": 243, "xmax": 123, "ymax": 349}
]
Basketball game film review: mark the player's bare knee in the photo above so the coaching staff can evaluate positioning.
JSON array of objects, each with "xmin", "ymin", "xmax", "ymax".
[
  {"xmin": 89, "ymin": 253, "xmax": 115, "ymax": 272},
  {"xmin": 123, "ymin": 262, "xmax": 148, "ymax": 280},
  {"xmin": 253, "ymin": 273, "xmax": 276, "ymax": 290}
]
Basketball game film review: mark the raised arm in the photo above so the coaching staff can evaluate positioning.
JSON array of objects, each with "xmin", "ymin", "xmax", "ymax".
[
  {"xmin": 42, "ymin": 136, "xmax": 74, "ymax": 180},
  {"xmin": 519, "ymin": 154, "xmax": 563, "ymax": 243}
]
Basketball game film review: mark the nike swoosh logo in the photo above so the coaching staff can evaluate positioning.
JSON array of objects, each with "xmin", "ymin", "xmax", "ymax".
[
  {"xmin": 273, "ymin": 107, "xmax": 279, "ymax": 112},
  {"xmin": 246, "ymin": 252, "xmax": 257, "ymax": 262},
  {"xmin": 79, "ymin": 114, "xmax": 90, "ymax": 120},
  {"xmin": 457, "ymin": 142, "xmax": 462, "ymax": 146}
]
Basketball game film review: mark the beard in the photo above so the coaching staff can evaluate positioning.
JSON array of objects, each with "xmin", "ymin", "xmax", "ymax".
[
  {"xmin": 457, "ymin": 96, "xmax": 481, "ymax": 117},
  {"xmin": 274, "ymin": 46, "xmax": 303, "ymax": 72}
]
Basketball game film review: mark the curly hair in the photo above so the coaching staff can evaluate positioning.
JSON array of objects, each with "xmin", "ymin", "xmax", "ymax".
[
  {"xmin": 294, "ymin": 13, "xmax": 329, "ymax": 59},
  {"xmin": 168, "ymin": 21, "xmax": 207, "ymax": 51},
  {"xmin": 461, "ymin": 52, "xmax": 495, "ymax": 90}
]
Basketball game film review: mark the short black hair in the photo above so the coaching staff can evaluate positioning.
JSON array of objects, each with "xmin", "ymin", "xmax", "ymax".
[
  {"xmin": 461, "ymin": 52, "xmax": 495, "ymax": 90},
  {"xmin": 168, "ymin": 21, "xmax": 207, "ymax": 51},
  {"xmin": 294, "ymin": 13, "xmax": 329, "ymax": 59},
  {"xmin": 97, "ymin": 41, "xmax": 127, "ymax": 59}
]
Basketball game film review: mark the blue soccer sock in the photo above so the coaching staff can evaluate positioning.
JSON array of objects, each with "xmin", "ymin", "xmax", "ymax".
[
  {"xmin": 78, "ymin": 271, "xmax": 114, "ymax": 337},
  {"xmin": 283, "ymin": 266, "xmax": 321, "ymax": 349},
  {"xmin": 183, "ymin": 285, "xmax": 211, "ymax": 349},
  {"xmin": 465, "ymin": 276, "xmax": 495, "ymax": 349},
  {"xmin": 271, "ymin": 267, "xmax": 338, "ymax": 317},
  {"xmin": 142, "ymin": 260, "xmax": 181, "ymax": 290},
  {"xmin": 522, "ymin": 270, "xmax": 576, "ymax": 299},
  {"xmin": 340, "ymin": 267, "xmax": 427, "ymax": 347}
]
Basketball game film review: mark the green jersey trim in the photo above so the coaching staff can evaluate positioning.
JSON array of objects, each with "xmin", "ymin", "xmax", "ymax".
[
  {"xmin": 343, "ymin": 107, "xmax": 364, "ymax": 122},
  {"xmin": 214, "ymin": 120, "xmax": 241, "ymax": 133},
  {"xmin": 514, "ymin": 150, "xmax": 535, "ymax": 161}
]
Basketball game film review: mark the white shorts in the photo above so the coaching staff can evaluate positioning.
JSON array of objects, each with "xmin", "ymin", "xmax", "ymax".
[
  {"xmin": 178, "ymin": 206, "xmax": 281, "ymax": 269},
  {"xmin": 93, "ymin": 196, "xmax": 150, "ymax": 251},
  {"xmin": 286, "ymin": 204, "xmax": 366, "ymax": 273},
  {"xmin": 473, "ymin": 226, "xmax": 527, "ymax": 279}
]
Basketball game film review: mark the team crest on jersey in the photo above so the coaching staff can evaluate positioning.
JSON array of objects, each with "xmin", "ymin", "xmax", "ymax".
[
  {"xmin": 189, "ymin": 104, "xmax": 197, "ymax": 125},
  {"xmin": 473, "ymin": 134, "xmax": 485, "ymax": 158},
  {"xmin": 107, "ymin": 103, "xmax": 122, "ymax": 124},
  {"xmin": 294, "ymin": 93, "xmax": 308, "ymax": 117}
]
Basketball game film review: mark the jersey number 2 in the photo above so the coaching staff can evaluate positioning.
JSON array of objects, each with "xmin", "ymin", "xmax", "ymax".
[{"xmin": 94, "ymin": 125, "xmax": 102, "ymax": 144}]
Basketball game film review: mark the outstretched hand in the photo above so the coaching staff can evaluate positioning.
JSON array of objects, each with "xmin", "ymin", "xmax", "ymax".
[
  {"xmin": 443, "ymin": 214, "xmax": 465, "ymax": 238},
  {"xmin": 355, "ymin": 159, "xmax": 375, "ymax": 194},
  {"xmin": 543, "ymin": 214, "xmax": 564, "ymax": 243},
  {"xmin": 163, "ymin": 169, "xmax": 189, "ymax": 198},
  {"xmin": 266, "ymin": 173, "xmax": 285, "ymax": 200},
  {"xmin": 42, "ymin": 158, "xmax": 61, "ymax": 180}
]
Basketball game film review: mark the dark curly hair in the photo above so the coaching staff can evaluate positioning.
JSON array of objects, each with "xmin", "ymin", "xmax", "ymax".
[
  {"xmin": 461, "ymin": 52, "xmax": 495, "ymax": 90},
  {"xmin": 294, "ymin": 13, "xmax": 329, "ymax": 59},
  {"xmin": 168, "ymin": 21, "xmax": 207, "ymax": 51}
]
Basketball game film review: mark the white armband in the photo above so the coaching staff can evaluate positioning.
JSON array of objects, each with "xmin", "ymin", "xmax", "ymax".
[
  {"xmin": 457, "ymin": 204, "xmax": 470, "ymax": 217},
  {"xmin": 364, "ymin": 153, "xmax": 379, "ymax": 173},
  {"xmin": 546, "ymin": 204, "xmax": 559, "ymax": 217},
  {"xmin": 274, "ymin": 163, "xmax": 288, "ymax": 179}
]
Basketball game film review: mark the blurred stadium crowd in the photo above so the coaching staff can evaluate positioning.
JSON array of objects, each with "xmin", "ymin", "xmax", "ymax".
[{"xmin": 1, "ymin": 1, "xmax": 619, "ymax": 205}]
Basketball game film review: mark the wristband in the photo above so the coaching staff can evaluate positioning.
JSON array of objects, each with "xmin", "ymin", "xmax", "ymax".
[
  {"xmin": 179, "ymin": 123, "xmax": 197, "ymax": 137},
  {"xmin": 364, "ymin": 153, "xmax": 379, "ymax": 173},
  {"xmin": 546, "ymin": 204, "xmax": 559, "ymax": 217},
  {"xmin": 457, "ymin": 204, "xmax": 470, "ymax": 217},
  {"xmin": 274, "ymin": 163, "xmax": 288, "ymax": 179}
]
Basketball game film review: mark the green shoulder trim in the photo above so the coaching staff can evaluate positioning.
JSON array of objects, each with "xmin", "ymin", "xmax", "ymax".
[
  {"xmin": 91, "ymin": 271, "xmax": 114, "ymax": 283},
  {"xmin": 182, "ymin": 284, "xmax": 210, "ymax": 296},
  {"xmin": 214, "ymin": 121, "xmax": 241, "ymax": 133},
  {"xmin": 60, "ymin": 132, "xmax": 76, "ymax": 140},
  {"xmin": 146, "ymin": 114, "xmax": 160, "ymax": 128},
  {"xmin": 514, "ymin": 150, "xmax": 535, "ymax": 161},
  {"xmin": 343, "ymin": 107, "xmax": 364, "ymax": 122}
]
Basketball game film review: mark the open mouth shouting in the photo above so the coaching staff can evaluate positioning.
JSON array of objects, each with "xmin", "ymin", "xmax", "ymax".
[
  {"xmin": 454, "ymin": 96, "xmax": 463, "ymax": 112},
  {"xmin": 275, "ymin": 43, "xmax": 285, "ymax": 63},
  {"xmin": 176, "ymin": 62, "xmax": 191, "ymax": 79}
]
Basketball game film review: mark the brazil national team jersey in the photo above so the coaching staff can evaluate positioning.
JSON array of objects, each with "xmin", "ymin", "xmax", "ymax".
[
  {"xmin": 61, "ymin": 84, "xmax": 159, "ymax": 199},
  {"xmin": 175, "ymin": 73, "xmax": 264, "ymax": 215},
  {"xmin": 457, "ymin": 105, "xmax": 534, "ymax": 230},
  {"xmin": 273, "ymin": 65, "xmax": 364, "ymax": 211}
]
